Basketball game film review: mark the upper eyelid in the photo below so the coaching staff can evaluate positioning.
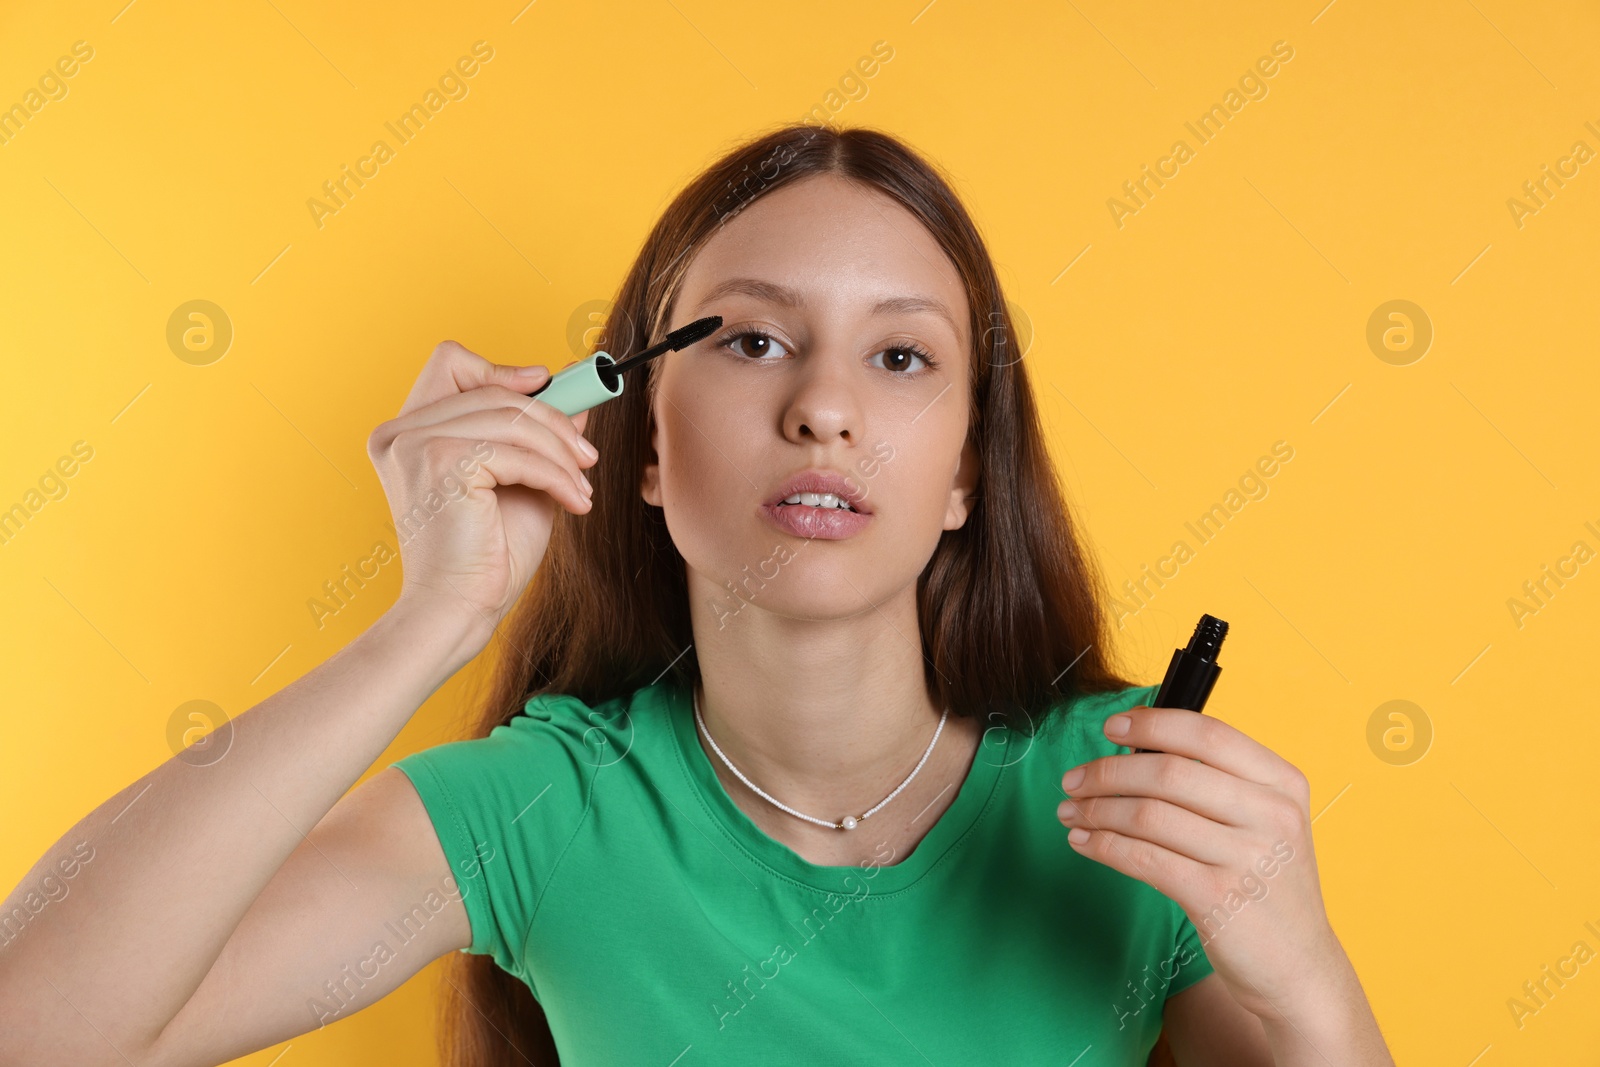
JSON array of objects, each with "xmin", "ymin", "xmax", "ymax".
[
  {"xmin": 713, "ymin": 324, "xmax": 793, "ymax": 354},
  {"xmin": 715, "ymin": 325, "xmax": 791, "ymax": 353}
]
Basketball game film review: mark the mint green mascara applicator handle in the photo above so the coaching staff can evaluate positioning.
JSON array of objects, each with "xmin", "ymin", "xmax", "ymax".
[
  {"xmin": 520, "ymin": 316, "xmax": 724, "ymax": 417},
  {"xmin": 529, "ymin": 353, "xmax": 624, "ymax": 417}
]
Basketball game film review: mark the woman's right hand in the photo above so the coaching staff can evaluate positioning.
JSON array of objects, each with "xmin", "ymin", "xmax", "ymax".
[{"xmin": 367, "ymin": 339, "xmax": 599, "ymax": 646}]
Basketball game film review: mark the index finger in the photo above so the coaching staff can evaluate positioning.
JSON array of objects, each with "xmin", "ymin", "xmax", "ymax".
[
  {"xmin": 1109, "ymin": 706, "xmax": 1290, "ymax": 789},
  {"xmin": 398, "ymin": 340, "xmax": 549, "ymax": 417}
]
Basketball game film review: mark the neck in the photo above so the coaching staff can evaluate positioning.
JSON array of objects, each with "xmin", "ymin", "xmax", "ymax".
[{"xmin": 686, "ymin": 569, "xmax": 978, "ymax": 836}]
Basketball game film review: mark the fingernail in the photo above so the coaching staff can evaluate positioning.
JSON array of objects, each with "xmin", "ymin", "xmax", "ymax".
[
  {"xmin": 1068, "ymin": 828, "xmax": 1091, "ymax": 845},
  {"xmin": 515, "ymin": 365, "xmax": 548, "ymax": 378},
  {"xmin": 579, "ymin": 472, "xmax": 593, "ymax": 494},
  {"xmin": 1062, "ymin": 765, "xmax": 1085, "ymax": 791},
  {"xmin": 577, "ymin": 436, "xmax": 599, "ymax": 460},
  {"xmin": 1105, "ymin": 715, "xmax": 1130, "ymax": 738}
]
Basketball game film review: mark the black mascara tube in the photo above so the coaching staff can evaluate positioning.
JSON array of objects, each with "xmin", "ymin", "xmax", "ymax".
[{"xmin": 1131, "ymin": 613, "xmax": 1228, "ymax": 754}]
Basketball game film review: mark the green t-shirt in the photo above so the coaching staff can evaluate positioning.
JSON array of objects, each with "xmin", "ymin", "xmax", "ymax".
[{"xmin": 391, "ymin": 679, "xmax": 1213, "ymax": 1064}]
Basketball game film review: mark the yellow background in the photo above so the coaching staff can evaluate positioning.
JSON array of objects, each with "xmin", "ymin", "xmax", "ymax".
[{"xmin": 3, "ymin": 0, "xmax": 1597, "ymax": 1063}]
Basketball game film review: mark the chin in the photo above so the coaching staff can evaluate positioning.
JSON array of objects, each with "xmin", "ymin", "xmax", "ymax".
[{"xmin": 689, "ymin": 540, "xmax": 895, "ymax": 628}]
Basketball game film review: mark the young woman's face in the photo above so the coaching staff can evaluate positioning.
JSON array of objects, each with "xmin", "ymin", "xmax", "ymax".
[{"xmin": 640, "ymin": 172, "xmax": 979, "ymax": 623}]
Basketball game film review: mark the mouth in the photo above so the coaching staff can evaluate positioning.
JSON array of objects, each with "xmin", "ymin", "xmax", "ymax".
[
  {"xmin": 774, "ymin": 491, "xmax": 860, "ymax": 513},
  {"xmin": 759, "ymin": 468, "xmax": 874, "ymax": 539},
  {"xmin": 759, "ymin": 497, "xmax": 873, "ymax": 540},
  {"xmin": 763, "ymin": 469, "xmax": 873, "ymax": 515}
]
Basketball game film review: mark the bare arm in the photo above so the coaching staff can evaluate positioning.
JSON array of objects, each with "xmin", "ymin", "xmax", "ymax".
[
  {"xmin": 144, "ymin": 766, "xmax": 469, "ymax": 1067},
  {"xmin": 1161, "ymin": 973, "xmax": 1274, "ymax": 1066},
  {"xmin": 1161, "ymin": 964, "xmax": 1394, "ymax": 1066},
  {"xmin": 0, "ymin": 341, "xmax": 600, "ymax": 1066},
  {"xmin": 0, "ymin": 604, "xmax": 482, "ymax": 1066}
]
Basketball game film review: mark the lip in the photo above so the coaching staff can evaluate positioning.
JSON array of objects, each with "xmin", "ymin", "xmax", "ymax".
[
  {"xmin": 759, "ymin": 499, "xmax": 873, "ymax": 540},
  {"xmin": 759, "ymin": 467, "xmax": 874, "ymax": 541},
  {"xmin": 763, "ymin": 469, "xmax": 873, "ymax": 514}
]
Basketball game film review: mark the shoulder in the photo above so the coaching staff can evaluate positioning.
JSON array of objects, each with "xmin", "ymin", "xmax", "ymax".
[
  {"xmin": 518, "ymin": 685, "xmax": 660, "ymax": 770},
  {"xmin": 393, "ymin": 685, "xmax": 660, "ymax": 795},
  {"xmin": 480, "ymin": 686, "xmax": 649, "ymax": 745},
  {"xmin": 386, "ymin": 686, "xmax": 669, "ymax": 886},
  {"xmin": 385, "ymin": 687, "xmax": 660, "ymax": 978},
  {"xmin": 1019, "ymin": 681, "xmax": 1159, "ymax": 769}
]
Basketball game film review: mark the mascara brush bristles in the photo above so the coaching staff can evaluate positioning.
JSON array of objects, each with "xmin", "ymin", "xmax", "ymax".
[{"xmin": 607, "ymin": 315, "xmax": 722, "ymax": 378}]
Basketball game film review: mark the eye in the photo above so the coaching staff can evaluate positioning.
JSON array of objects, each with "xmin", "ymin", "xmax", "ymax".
[
  {"xmin": 870, "ymin": 344, "xmax": 939, "ymax": 375},
  {"xmin": 718, "ymin": 327, "xmax": 790, "ymax": 361}
]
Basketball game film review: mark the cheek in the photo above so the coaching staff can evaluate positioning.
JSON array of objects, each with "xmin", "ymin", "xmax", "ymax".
[
  {"xmin": 654, "ymin": 395, "xmax": 754, "ymax": 555},
  {"xmin": 659, "ymin": 367, "xmax": 750, "ymax": 479},
  {"xmin": 663, "ymin": 411, "xmax": 732, "ymax": 498},
  {"xmin": 878, "ymin": 415, "xmax": 964, "ymax": 519},
  {"xmin": 856, "ymin": 421, "xmax": 966, "ymax": 559},
  {"xmin": 901, "ymin": 452, "xmax": 963, "ymax": 552}
]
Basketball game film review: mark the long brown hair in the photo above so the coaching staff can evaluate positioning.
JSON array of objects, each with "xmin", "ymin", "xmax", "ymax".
[{"xmin": 429, "ymin": 120, "xmax": 1139, "ymax": 1065}]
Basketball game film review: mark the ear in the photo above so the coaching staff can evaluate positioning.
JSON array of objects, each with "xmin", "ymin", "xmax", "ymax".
[
  {"xmin": 640, "ymin": 405, "xmax": 663, "ymax": 507},
  {"xmin": 942, "ymin": 434, "xmax": 980, "ymax": 531}
]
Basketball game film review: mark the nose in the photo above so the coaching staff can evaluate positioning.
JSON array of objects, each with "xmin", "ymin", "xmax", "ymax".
[{"xmin": 780, "ymin": 348, "xmax": 863, "ymax": 446}]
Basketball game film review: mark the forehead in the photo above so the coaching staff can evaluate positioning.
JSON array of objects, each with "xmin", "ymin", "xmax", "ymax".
[{"xmin": 678, "ymin": 174, "xmax": 970, "ymax": 345}]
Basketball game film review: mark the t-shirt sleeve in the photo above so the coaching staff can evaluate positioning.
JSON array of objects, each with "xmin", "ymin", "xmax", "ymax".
[
  {"xmin": 1166, "ymin": 905, "xmax": 1215, "ymax": 998},
  {"xmin": 389, "ymin": 693, "xmax": 597, "ymax": 982}
]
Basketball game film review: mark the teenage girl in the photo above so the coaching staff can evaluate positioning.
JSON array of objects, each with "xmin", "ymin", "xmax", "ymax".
[{"xmin": 0, "ymin": 124, "xmax": 1393, "ymax": 1066}]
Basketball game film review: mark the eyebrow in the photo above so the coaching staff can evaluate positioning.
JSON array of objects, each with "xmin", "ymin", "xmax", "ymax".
[{"xmin": 694, "ymin": 277, "xmax": 962, "ymax": 338}]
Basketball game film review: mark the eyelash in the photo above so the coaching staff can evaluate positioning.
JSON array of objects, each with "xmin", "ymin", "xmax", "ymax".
[{"xmin": 714, "ymin": 326, "xmax": 941, "ymax": 376}]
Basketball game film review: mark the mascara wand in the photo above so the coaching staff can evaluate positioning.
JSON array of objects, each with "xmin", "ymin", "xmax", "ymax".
[{"xmin": 524, "ymin": 315, "xmax": 723, "ymax": 417}]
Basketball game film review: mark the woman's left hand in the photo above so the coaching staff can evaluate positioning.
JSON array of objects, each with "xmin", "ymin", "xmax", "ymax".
[{"xmin": 1056, "ymin": 704, "xmax": 1345, "ymax": 1021}]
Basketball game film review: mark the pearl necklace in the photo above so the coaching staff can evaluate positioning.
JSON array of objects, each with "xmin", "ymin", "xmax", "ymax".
[{"xmin": 692, "ymin": 685, "xmax": 949, "ymax": 831}]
